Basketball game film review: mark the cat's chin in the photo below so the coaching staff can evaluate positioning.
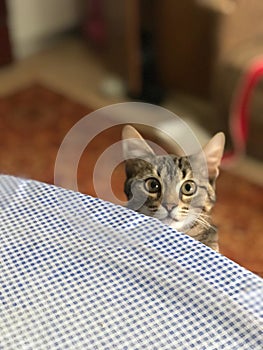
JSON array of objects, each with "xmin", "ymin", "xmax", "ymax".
[{"xmin": 161, "ymin": 218, "xmax": 186, "ymax": 232}]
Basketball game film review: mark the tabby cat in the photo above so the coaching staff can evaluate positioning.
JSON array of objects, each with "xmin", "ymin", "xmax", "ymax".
[{"xmin": 122, "ymin": 125, "xmax": 225, "ymax": 251}]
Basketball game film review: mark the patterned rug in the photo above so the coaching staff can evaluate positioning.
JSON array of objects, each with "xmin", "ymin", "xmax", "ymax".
[{"xmin": 1, "ymin": 84, "xmax": 262, "ymax": 277}]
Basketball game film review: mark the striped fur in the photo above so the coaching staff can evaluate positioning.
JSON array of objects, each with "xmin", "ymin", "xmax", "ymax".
[{"xmin": 122, "ymin": 126, "xmax": 225, "ymax": 251}]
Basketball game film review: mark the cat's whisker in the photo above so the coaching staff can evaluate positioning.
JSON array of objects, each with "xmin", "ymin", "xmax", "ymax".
[{"xmin": 194, "ymin": 215, "xmax": 213, "ymax": 230}]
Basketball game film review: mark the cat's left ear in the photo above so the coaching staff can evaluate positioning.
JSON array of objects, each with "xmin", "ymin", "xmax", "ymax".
[
  {"xmin": 203, "ymin": 132, "xmax": 225, "ymax": 179},
  {"xmin": 122, "ymin": 125, "xmax": 155, "ymax": 159}
]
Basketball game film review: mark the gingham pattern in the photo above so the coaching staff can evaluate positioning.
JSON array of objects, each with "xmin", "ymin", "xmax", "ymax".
[{"xmin": 0, "ymin": 175, "xmax": 262, "ymax": 350}]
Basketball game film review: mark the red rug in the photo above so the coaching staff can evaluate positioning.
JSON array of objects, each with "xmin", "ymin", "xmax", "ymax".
[{"xmin": 1, "ymin": 84, "xmax": 262, "ymax": 277}]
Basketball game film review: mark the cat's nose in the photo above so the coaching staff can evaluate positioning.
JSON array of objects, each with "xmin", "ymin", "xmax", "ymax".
[{"xmin": 163, "ymin": 203, "xmax": 177, "ymax": 212}]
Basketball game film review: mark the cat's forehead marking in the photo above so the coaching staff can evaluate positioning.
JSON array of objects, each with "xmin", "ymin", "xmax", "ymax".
[
  {"xmin": 177, "ymin": 156, "xmax": 193, "ymax": 179},
  {"xmin": 156, "ymin": 156, "xmax": 177, "ymax": 179},
  {"xmin": 134, "ymin": 154, "xmax": 194, "ymax": 184},
  {"xmin": 155, "ymin": 155, "xmax": 193, "ymax": 178}
]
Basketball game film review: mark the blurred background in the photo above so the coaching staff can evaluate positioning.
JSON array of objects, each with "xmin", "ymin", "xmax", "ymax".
[{"xmin": 0, "ymin": 0, "xmax": 262, "ymax": 276}]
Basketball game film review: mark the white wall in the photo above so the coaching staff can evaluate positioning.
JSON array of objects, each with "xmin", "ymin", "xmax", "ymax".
[{"xmin": 7, "ymin": 0, "xmax": 85, "ymax": 59}]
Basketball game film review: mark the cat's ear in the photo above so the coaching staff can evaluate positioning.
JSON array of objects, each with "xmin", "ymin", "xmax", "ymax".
[
  {"xmin": 122, "ymin": 125, "xmax": 155, "ymax": 159},
  {"xmin": 203, "ymin": 132, "xmax": 225, "ymax": 179}
]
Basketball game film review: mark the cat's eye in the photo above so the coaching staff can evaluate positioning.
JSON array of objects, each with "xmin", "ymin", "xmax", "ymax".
[
  {"xmin": 144, "ymin": 178, "xmax": 161, "ymax": 193},
  {"xmin": 180, "ymin": 180, "xmax": 197, "ymax": 196}
]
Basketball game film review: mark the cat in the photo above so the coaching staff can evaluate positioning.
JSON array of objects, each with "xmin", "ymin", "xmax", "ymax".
[{"xmin": 122, "ymin": 125, "xmax": 225, "ymax": 251}]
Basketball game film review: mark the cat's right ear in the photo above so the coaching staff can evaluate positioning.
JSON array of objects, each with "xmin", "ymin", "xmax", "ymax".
[
  {"xmin": 203, "ymin": 132, "xmax": 225, "ymax": 179},
  {"xmin": 122, "ymin": 125, "xmax": 155, "ymax": 159}
]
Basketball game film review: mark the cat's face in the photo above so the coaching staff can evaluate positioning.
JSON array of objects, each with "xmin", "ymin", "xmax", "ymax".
[{"xmin": 122, "ymin": 125, "xmax": 225, "ymax": 234}]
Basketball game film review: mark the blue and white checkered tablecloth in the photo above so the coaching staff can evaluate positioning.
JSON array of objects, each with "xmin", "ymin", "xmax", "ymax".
[{"xmin": 0, "ymin": 175, "xmax": 262, "ymax": 350}]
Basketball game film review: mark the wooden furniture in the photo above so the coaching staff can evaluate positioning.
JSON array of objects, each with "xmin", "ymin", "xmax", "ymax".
[
  {"xmin": 0, "ymin": 0, "xmax": 12, "ymax": 66},
  {"xmin": 95, "ymin": 1, "xmax": 263, "ymax": 100}
]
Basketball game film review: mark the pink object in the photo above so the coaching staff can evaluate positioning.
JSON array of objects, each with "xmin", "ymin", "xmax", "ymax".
[
  {"xmin": 83, "ymin": 0, "xmax": 106, "ymax": 47},
  {"xmin": 222, "ymin": 57, "xmax": 263, "ymax": 165}
]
